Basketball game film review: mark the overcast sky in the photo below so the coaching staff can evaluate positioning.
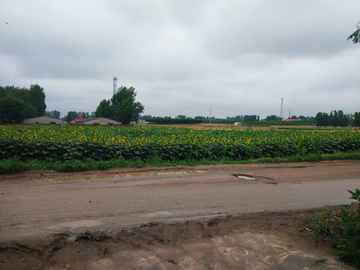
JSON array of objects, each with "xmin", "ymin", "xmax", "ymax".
[{"xmin": 1, "ymin": 0, "xmax": 359, "ymax": 119}]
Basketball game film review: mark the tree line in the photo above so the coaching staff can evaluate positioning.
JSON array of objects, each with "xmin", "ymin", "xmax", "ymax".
[
  {"xmin": 0, "ymin": 85, "xmax": 46, "ymax": 123},
  {"xmin": 315, "ymin": 110, "xmax": 360, "ymax": 127},
  {"xmin": 0, "ymin": 84, "xmax": 145, "ymax": 125},
  {"xmin": 143, "ymin": 115, "xmax": 317, "ymax": 125},
  {"xmin": 2, "ymin": 84, "xmax": 359, "ymax": 128}
]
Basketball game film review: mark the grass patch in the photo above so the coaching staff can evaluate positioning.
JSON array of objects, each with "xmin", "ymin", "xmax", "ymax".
[
  {"xmin": 305, "ymin": 189, "xmax": 360, "ymax": 268},
  {"xmin": 1, "ymin": 151, "xmax": 359, "ymax": 174},
  {"xmin": 0, "ymin": 156, "xmax": 27, "ymax": 174}
]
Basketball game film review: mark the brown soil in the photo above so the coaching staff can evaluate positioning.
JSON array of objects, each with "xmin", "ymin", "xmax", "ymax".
[
  {"xmin": 1, "ymin": 160, "xmax": 358, "ymax": 184},
  {"xmin": 0, "ymin": 206, "xmax": 349, "ymax": 270},
  {"xmin": 0, "ymin": 161, "xmax": 359, "ymax": 269}
]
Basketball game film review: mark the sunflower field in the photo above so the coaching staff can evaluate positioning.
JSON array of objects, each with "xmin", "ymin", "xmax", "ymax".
[{"xmin": 0, "ymin": 125, "xmax": 359, "ymax": 162}]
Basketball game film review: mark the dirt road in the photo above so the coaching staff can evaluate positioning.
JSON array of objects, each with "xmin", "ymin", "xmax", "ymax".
[{"xmin": 0, "ymin": 160, "xmax": 359, "ymax": 269}]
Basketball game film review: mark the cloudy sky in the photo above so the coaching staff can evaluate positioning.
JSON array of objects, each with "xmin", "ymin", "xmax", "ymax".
[{"xmin": 1, "ymin": 0, "xmax": 359, "ymax": 119}]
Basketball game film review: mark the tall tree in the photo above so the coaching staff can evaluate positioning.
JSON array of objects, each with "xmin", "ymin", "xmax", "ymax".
[
  {"xmin": 30, "ymin": 84, "xmax": 46, "ymax": 116},
  {"xmin": 24, "ymin": 104, "xmax": 38, "ymax": 118},
  {"xmin": 140, "ymin": 115, "xmax": 152, "ymax": 120},
  {"xmin": 315, "ymin": 112, "xmax": 322, "ymax": 126},
  {"xmin": 353, "ymin": 112, "xmax": 360, "ymax": 127},
  {"xmin": 315, "ymin": 112, "xmax": 330, "ymax": 127},
  {"xmin": 330, "ymin": 110, "xmax": 339, "ymax": 127},
  {"xmin": 111, "ymin": 86, "xmax": 144, "ymax": 124},
  {"xmin": 65, "ymin": 112, "xmax": 73, "ymax": 123},
  {"xmin": 265, "ymin": 115, "xmax": 280, "ymax": 121},
  {"xmin": 95, "ymin": 100, "xmax": 112, "ymax": 119},
  {"xmin": 0, "ymin": 96, "xmax": 26, "ymax": 123},
  {"xmin": 53, "ymin": 110, "xmax": 60, "ymax": 119},
  {"xmin": 46, "ymin": 110, "xmax": 60, "ymax": 119},
  {"xmin": 244, "ymin": 115, "xmax": 259, "ymax": 122},
  {"xmin": 95, "ymin": 86, "xmax": 144, "ymax": 124},
  {"xmin": 0, "ymin": 86, "xmax": 39, "ymax": 118},
  {"xmin": 69, "ymin": 111, "xmax": 79, "ymax": 121}
]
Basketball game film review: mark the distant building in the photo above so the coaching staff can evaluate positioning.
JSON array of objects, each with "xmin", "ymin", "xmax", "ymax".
[
  {"xmin": 22, "ymin": 116, "xmax": 65, "ymax": 125},
  {"xmin": 136, "ymin": 120, "xmax": 148, "ymax": 124},
  {"xmin": 283, "ymin": 119, "xmax": 300, "ymax": 121},
  {"xmin": 74, "ymin": 117, "xmax": 122, "ymax": 125}
]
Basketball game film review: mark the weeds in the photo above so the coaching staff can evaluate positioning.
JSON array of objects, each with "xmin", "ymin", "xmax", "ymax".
[
  {"xmin": 306, "ymin": 206, "xmax": 334, "ymax": 236},
  {"xmin": 1, "ymin": 151, "xmax": 360, "ymax": 174},
  {"xmin": 0, "ymin": 156, "xmax": 26, "ymax": 174},
  {"xmin": 337, "ymin": 189, "xmax": 360, "ymax": 266},
  {"xmin": 306, "ymin": 189, "xmax": 360, "ymax": 268}
]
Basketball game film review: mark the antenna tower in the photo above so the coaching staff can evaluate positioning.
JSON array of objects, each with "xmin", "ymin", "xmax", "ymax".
[
  {"xmin": 289, "ymin": 109, "xmax": 291, "ymax": 119},
  {"xmin": 113, "ymin": 77, "xmax": 117, "ymax": 96},
  {"xmin": 209, "ymin": 108, "xmax": 212, "ymax": 125},
  {"xmin": 280, "ymin": 98, "xmax": 283, "ymax": 119}
]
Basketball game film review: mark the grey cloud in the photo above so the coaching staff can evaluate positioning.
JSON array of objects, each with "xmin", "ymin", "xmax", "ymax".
[
  {"xmin": 200, "ymin": 1, "xmax": 359, "ymax": 59},
  {"xmin": 0, "ymin": 0, "xmax": 359, "ymax": 118}
]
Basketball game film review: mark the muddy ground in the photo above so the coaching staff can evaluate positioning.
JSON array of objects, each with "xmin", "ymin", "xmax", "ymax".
[
  {"xmin": 0, "ymin": 161, "xmax": 359, "ymax": 269},
  {"xmin": 1, "ymin": 206, "xmax": 354, "ymax": 270}
]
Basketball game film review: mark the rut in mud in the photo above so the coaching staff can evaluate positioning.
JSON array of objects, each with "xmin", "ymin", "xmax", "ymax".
[{"xmin": 0, "ymin": 206, "xmax": 355, "ymax": 270}]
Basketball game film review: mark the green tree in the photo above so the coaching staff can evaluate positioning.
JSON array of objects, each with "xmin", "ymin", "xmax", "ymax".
[
  {"xmin": 53, "ymin": 110, "xmax": 60, "ymax": 119},
  {"xmin": 244, "ymin": 115, "xmax": 259, "ymax": 122},
  {"xmin": 265, "ymin": 115, "xmax": 280, "ymax": 121},
  {"xmin": 46, "ymin": 110, "xmax": 60, "ymax": 119},
  {"xmin": 0, "ymin": 96, "xmax": 26, "ymax": 123},
  {"xmin": 353, "ymin": 112, "xmax": 360, "ymax": 127},
  {"xmin": 24, "ymin": 104, "xmax": 38, "ymax": 119},
  {"xmin": 65, "ymin": 112, "xmax": 73, "ymax": 123},
  {"xmin": 140, "ymin": 114, "xmax": 152, "ymax": 120},
  {"xmin": 347, "ymin": 22, "xmax": 360, "ymax": 44},
  {"xmin": 95, "ymin": 86, "xmax": 145, "ymax": 124},
  {"xmin": 95, "ymin": 99, "xmax": 112, "ymax": 119},
  {"xmin": 315, "ymin": 112, "xmax": 329, "ymax": 127},
  {"xmin": 330, "ymin": 110, "xmax": 339, "ymax": 127},
  {"xmin": 0, "ymin": 85, "xmax": 41, "ymax": 119},
  {"xmin": 68, "ymin": 111, "xmax": 79, "ymax": 121},
  {"xmin": 30, "ymin": 84, "xmax": 46, "ymax": 116},
  {"xmin": 111, "ymin": 86, "xmax": 144, "ymax": 124},
  {"xmin": 1, "ymin": 85, "xmax": 47, "ymax": 117}
]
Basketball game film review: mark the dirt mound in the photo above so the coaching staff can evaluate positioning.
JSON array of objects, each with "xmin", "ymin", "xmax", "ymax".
[{"xmin": 0, "ymin": 206, "xmax": 353, "ymax": 270}]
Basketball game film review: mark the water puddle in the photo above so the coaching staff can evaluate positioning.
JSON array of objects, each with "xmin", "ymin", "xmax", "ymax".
[{"xmin": 232, "ymin": 174, "xmax": 256, "ymax": 181}]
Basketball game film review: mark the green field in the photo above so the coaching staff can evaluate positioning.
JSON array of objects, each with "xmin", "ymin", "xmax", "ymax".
[{"xmin": 1, "ymin": 125, "xmax": 359, "ymax": 162}]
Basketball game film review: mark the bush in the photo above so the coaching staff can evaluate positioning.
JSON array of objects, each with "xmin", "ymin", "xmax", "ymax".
[
  {"xmin": 0, "ymin": 157, "xmax": 26, "ymax": 174},
  {"xmin": 306, "ymin": 189, "xmax": 360, "ymax": 268}
]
